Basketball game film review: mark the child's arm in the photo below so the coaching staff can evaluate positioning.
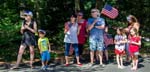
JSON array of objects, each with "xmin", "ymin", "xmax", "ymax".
[
  {"xmin": 131, "ymin": 39, "xmax": 141, "ymax": 46},
  {"xmin": 114, "ymin": 36, "xmax": 120, "ymax": 45},
  {"xmin": 129, "ymin": 37, "xmax": 141, "ymax": 46},
  {"xmin": 120, "ymin": 35, "xmax": 127, "ymax": 44},
  {"xmin": 47, "ymin": 38, "xmax": 51, "ymax": 52},
  {"xmin": 38, "ymin": 40, "xmax": 42, "ymax": 54},
  {"xmin": 38, "ymin": 45, "xmax": 42, "ymax": 54}
]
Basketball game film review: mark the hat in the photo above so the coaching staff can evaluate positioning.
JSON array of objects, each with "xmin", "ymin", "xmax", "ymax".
[
  {"xmin": 38, "ymin": 29, "xmax": 46, "ymax": 34},
  {"xmin": 24, "ymin": 10, "xmax": 33, "ymax": 17}
]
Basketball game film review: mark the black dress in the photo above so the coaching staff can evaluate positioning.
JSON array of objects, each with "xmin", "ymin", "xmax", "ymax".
[{"xmin": 21, "ymin": 20, "xmax": 36, "ymax": 47}]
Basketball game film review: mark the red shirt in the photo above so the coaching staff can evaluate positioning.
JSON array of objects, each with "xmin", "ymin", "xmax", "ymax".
[
  {"xmin": 129, "ymin": 36, "xmax": 140, "ymax": 53},
  {"xmin": 78, "ymin": 20, "xmax": 87, "ymax": 44}
]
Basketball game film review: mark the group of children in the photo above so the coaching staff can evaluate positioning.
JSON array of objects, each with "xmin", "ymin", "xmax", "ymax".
[{"xmin": 114, "ymin": 27, "xmax": 141, "ymax": 70}]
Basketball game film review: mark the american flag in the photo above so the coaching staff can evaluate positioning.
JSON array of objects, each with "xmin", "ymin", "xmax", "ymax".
[
  {"xmin": 104, "ymin": 33, "xmax": 114, "ymax": 47},
  {"xmin": 101, "ymin": 4, "xmax": 118, "ymax": 19}
]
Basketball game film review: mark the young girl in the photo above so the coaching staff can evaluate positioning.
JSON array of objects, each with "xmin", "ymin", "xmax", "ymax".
[
  {"xmin": 114, "ymin": 28, "xmax": 127, "ymax": 69},
  {"xmin": 128, "ymin": 28, "xmax": 141, "ymax": 70}
]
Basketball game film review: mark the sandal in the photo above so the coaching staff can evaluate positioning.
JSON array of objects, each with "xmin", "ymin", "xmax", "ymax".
[{"xmin": 77, "ymin": 63, "xmax": 82, "ymax": 66}]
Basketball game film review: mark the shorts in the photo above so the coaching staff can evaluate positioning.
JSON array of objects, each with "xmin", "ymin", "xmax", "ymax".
[
  {"xmin": 41, "ymin": 51, "xmax": 50, "ymax": 62},
  {"xmin": 89, "ymin": 38, "xmax": 104, "ymax": 51},
  {"xmin": 115, "ymin": 49, "xmax": 125, "ymax": 55},
  {"xmin": 130, "ymin": 51, "xmax": 139, "ymax": 56}
]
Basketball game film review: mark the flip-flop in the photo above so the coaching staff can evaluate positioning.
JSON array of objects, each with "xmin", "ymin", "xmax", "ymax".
[{"xmin": 65, "ymin": 64, "xmax": 69, "ymax": 66}]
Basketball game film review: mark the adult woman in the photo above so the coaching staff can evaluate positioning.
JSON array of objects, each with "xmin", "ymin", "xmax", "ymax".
[
  {"xmin": 11, "ymin": 10, "xmax": 37, "ymax": 69},
  {"xmin": 125, "ymin": 15, "xmax": 140, "ymax": 34},
  {"xmin": 64, "ymin": 14, "xmax": 82, "ymax": 66},
  {"xmin": 77, "ymin": 11, "xmax": 87, "ymax": 60}
]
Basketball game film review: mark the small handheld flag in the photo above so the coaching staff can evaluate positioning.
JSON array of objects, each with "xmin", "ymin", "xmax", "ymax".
[{"xmin": 101, "ymin": 4, "xmax": 118, "ymax": 19}]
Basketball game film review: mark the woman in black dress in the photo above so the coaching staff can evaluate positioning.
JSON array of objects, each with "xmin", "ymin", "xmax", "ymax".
[{"xmin": 11, "ymin": 10, "xmax": 37, "ymax": 69}]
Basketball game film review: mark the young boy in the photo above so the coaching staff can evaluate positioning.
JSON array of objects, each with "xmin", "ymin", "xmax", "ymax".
[{"xmin": 38, "ymin": 29, "xmax": 51, "ymax": 70}]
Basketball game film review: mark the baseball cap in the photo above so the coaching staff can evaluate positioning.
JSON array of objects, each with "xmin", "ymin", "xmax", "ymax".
[
  {"xmin": 24, "ymin": 10, "xmax": 33, "ymax": 17},
  {"xmin": 38, "ymin": 29, "xmax": 46, "ymax": 34}
]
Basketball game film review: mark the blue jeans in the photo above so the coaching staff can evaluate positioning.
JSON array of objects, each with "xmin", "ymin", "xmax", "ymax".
[{"xmin": 65, "ymin": 43, "xmax": 79, "ymax": 56}]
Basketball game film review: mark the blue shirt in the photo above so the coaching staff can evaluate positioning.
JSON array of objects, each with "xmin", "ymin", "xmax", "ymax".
[{"xmin": 88, "ymin": 17, "xmax": 105, "ymax": 40}]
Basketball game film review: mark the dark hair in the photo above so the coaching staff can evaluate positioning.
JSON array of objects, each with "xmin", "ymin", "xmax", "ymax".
[{"xmin": 70, "ymin": 13, "xmax": 77, "ymax": 18}]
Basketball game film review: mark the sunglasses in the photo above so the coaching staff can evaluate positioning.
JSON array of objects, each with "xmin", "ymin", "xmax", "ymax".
[
  {"xmin": 91, "ymin": 11, "xmax": 97, "ymax": 13},
  {"xmin": 24, "ymin": 15, "xmax": 28, "ymax": 17},
  {"xmin": 77, "ymin": 15, "xmax": 83, "ymax": 16}
]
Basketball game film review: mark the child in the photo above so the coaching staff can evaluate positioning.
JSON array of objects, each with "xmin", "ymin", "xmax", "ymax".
[
  {"xmin": 128, "ymin": 28, "xmax": 141, "ymax": 70},
  {"xmin": 114, "ymin": 28, "xmax": 127, "ymax": 69},
  {"xmin": 38, "ymin": 29, "xmax": 51, "ymax": 70}
]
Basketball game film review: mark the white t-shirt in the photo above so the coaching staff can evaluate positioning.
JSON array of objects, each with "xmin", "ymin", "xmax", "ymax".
[{"xmin": 114, "ymin": 34, "xmax": 127, "ymax": 50}]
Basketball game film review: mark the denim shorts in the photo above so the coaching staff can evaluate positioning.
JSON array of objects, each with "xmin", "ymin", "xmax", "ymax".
[
  {"xmin": 89, "ymin": 38, "xmax": 104, "ymax": 51},
  {"xmin": 41, "ymin": 51, "xmax": 50, "ymax": 62}
]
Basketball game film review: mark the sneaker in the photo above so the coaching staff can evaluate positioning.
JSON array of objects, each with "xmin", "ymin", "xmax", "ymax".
[
  {"xmin": 88, "ymin": 63, "xmax": 94, "ymax": 67},
  {"xmin": 41, "ymin": 66, "xmax": 45, "ymax": 70},
  {"xmin": 100, "ymin": 64, "xmax": 105, "ymax": 67},
  {"xmin": 120, "ymin": 66, "xmax": 125, "ymax": 69},
  {"xmin": 45, "ymin": 65, "xmax": 48, "ymax": 69}
]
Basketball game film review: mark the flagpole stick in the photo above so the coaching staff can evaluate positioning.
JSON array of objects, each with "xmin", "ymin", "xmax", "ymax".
[{"xmin": 99, "ymin": 3, "xmax": 107, "ymax": 17}]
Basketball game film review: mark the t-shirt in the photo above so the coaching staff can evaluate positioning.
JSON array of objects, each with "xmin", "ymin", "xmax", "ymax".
[
  {"xmin": 114, "ymin": 35, "xmax": 127, "ymax": 50},
  {"xmin": 78, "ymin": 19, "xmax": 87, "ymax": 44},
  {"xmin": 38, "ymin": 37, "xmax": 49, "ymax": 52},
  {"xmin": 64, "ymin": 22, "xmax": 78, "ymax": 43},
  {"xmin": 129, "ymin": 36, "xmax": 140, "ymax": 53},
  {"xmin": 88, "ymin": 17, "xmax": 105, "ymax": 40}
]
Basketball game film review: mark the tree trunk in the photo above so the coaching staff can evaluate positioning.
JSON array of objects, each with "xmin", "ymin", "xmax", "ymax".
[{"xmin": 75, "ymin": 0, "xmax": 80, "ymax": 13}]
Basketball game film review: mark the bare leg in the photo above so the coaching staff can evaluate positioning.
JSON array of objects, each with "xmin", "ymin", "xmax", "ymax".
[
  {"xmin": 29, "ymin": 46, "xmax": 34, "ymax": 68},
  {"xmin": 11, "ymin": 45, "xmax": 26, "ymax": 69},
  {"xmin": 41, "ymin": 61, "xmax": 45, "ymax": 67},
  {"xmin": 131, "ymin": 56, "xmax": 135, "ymax": 70},
  {"xmin": 45, "ymin": 60, "xmax": 48, "ymax": 66},
  {"xmin": 116, "ymin": 55, "xmax": 121, "ymax": 68},
  {"xmin": 65, "ymin": 56, "xmax": 69, "ymax": 64},
  {"xmin": 76, "ymin": 56, "xmax": 81, "ymax": 64},
  {"xmin": 134, "ymin": 55, "xmax": 138, "ymax": 70},
  {"xmin": 98, "ymin": 51, "xmax": 103, "ymax": 65},
  {"xmin": 120, "ymin": 55, "xmax": 124, "ymax": 66},
  {"xmin": 90, "ymin": 51, "xmax": 94, "ymax": 64},
  {"xmin": 105, "ymin": 50, "xmax": 109, "ymax": 61}
]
